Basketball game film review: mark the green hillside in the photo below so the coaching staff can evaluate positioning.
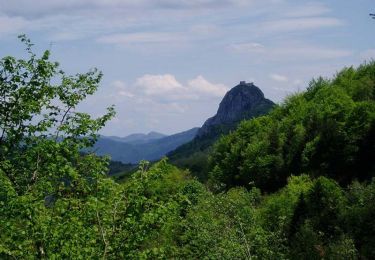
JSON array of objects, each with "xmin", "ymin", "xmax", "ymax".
[{"xmin": 209, "ymin": 63, "xmax": 375, "ymax": 192}]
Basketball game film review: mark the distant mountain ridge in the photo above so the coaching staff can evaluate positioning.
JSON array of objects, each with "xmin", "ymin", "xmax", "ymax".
[
  {"xmin": 94, "ymin": 128, "xmax": 199, "ymax": 163},
  {"xmin": 106, "ymin": 131, "xmax": 166, "ymax": 145}
]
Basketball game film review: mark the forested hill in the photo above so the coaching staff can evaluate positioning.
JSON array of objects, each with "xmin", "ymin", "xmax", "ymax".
[
  {"xmin": 209, "ymin": 63, "xmax": 375, "ymax": 192},
  {"xmin": 168, "ymin": 81, "xmax": 275, "ymax": 179}
]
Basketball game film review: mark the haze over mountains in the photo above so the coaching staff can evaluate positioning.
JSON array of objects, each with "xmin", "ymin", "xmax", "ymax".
[
  {"xmin": 105, "ymin": 131, "xmax": 167, "ymax": 145},
  {"xmin": 95, "ymin": 128, "xmax": 199, "ymax": 163},
  {"xmin": 95, "ymin": 81, "xmax": 274, "ymax": 164}
]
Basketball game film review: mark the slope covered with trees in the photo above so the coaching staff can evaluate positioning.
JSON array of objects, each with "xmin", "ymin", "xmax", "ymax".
[
  {"xmin": 0, "ymin": 37, "xmax": 374, "ymax": 259},
  {"xmin": 2, "ymin": 160, "xmax": 374, "ymax": 258},
  {"xmin": 169, "ymin": 82, "xmax": 275, "ymax": 181},
  {"xmin": 209, "ymin": 63, "xmax": 375, "ymax": 192}
]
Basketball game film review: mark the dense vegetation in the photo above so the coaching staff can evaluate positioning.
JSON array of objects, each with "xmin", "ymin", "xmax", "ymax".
[
  {"xmin": 107, "ymin": 160, "xmax": 135, "ymax": 176},
  {"xmin": 1, "ymin": 37, "xmax": 374, "ymax": 259},
  {"xmin": 209, "ymin": 64, "xmax": 375, "ymax": 192},
  {"xmin": 168, "ymin": 131, "xmax": 217, "ymax": 181}
]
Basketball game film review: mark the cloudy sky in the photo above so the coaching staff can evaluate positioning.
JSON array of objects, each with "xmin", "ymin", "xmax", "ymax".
[{"xmin": 0, "ymin": 0, "xmax": 374, "ymax": 136}]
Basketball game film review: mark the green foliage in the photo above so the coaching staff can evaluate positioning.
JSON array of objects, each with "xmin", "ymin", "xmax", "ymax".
[
  {"xmin": 178, "ymin": 187, "xmax": 287, "ymax": 259},
  {"xmin": 0, "ymin": 35, "xmax": 115, "ymax": 196},
  {"xmin": 171, "ymin": 151, "xmax": 211, "ymax": 182},
  {"xmin": 260, "ymin": 175, "xmax": 313, "ymax": 235},
  {"xmin": 168, "ymin": 130, "xmax": 221, "ymax": 181},
  {"xmin": 288, "ymin": 177, "xmax": 348, "ymax": 258},
  {"xmin": 259, "ymin": 175, "xmax": 371, "ymax": 259},
  {"xmin": 0, "ymin": 157, "xmax": 194, "ymax": 258},
  {"xmin": 0, "ymin": 36, "xmax": 115, "ymax": 258},
  {"xmin": 107, "ymin": 160, "xmax": 135, "ymax": 177},
  {"xmin": 343, "ymin": 179, "xmax": 375, "ymax": 258},
  {"xmin": 209, "ymin": 63, "xmax": 375, "ymax": 192}
]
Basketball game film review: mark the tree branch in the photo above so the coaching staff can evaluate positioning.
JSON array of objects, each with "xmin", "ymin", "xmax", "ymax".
[{"xmin": 55, "ymin": 105, "xmax": 72, "ymax": 141}]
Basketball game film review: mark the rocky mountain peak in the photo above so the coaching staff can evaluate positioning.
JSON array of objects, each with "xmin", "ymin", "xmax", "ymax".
[{"xmin": 196, "ymin": 81, "xmax": 274, "ymax": 138}]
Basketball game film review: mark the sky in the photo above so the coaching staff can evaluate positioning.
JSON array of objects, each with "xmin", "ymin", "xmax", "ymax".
[{"xmin": 0, "ymin": 0, "xmax": 374, "ymax": 136}]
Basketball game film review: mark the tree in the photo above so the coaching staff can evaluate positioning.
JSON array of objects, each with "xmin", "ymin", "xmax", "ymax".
[
  {"xmin": 0, "ymin": 35, "xmax": 115, "ymax": 195},
  {"xmin": 0, "ymin": 35, "xmax": 119, "ymax": 258}
]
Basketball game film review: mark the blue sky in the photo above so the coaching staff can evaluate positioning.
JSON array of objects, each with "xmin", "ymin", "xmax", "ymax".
[{"xmin": 0, "ymin": 0, "xmax": 374, "ymax": 136}]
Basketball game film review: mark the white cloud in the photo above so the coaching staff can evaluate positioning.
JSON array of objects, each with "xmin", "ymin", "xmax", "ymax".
[
  {"xmin": 284, "ymin": 3, "xmax": 331, "ymax": 18},
  {"xmin": 111, "ymin": 80, "xmax": 135, "ymax": 98},
  {"xmin": 231, "ymin": 42, "xmax": 352, "ymax": 61},
  {"xmin": 133, "ymin": 74, "xmax": 227, "ymax": 100},
  {"xmin": 261, "ymin": 17, "xmax": 343, "ymax": 33},
  {"xmin": 293, "ymin": 79, "xmax": 303, "ymax": 86},
  {"xmin": 165, "ymin": 102, "xmax": 187, "ymax": 113},
  {"xmin": 135, "ymin": 74, "xmax": 184, "ymax": 95},
  {"xmin": 97, "ymin": 24, "xmax": 223, "ymax": 47},
  {"xmin": 118, "ymin": 91, "xmax": 135, "ymax": 98},
  {"xmin": 0, "ymin": 0, "xmax": 256, "ymax": 18},
  {"xmin": 270, "ymin": 73, "xmax": 288, "ymax": 82},
  {"xmin": 49, "ymin": 31, "xmax": 87, "ymax": 41},
  {"xmin": 112, "ymin": 80, "xmax": 127, "ymax": 89},
  {"xmin": 0, "ymin": 0, "xmax": 344, "ymax": 57},
  {"xmin": 0, "ymin": 15, "xmax": 29, "ymax": 34},
  {"xmin": 188, "ymin": 75, "xmax": 228, "ymax": 97},
  {"xmin": 0, "ymin": 0, "xmax": 273, "ymax": 44},
  {"xmin": 156, "ymin": 0, "xmax": 253, "ymax": 9},
  {"xmin": 0, "ymin": 1, "xmax": 144, "ymax": 18},
  {"xmin": 230, "ymin": 42, "xmax": 265, "ymax": 52},
  {"xmin": 98, "ymin": 32, "xmax": 185, "ymax": 45},
  {"xmin": 278, "ymin": 46, "xmax": 352, "ymax": 60},
  {"xmin": 189, "ymin": 24, "xmax": 221, "ymax": 35}
]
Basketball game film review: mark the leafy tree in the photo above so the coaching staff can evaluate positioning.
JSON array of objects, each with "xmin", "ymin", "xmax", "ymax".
[
  {"xmin": 0, "ymin": 35, "xmax": 115, "ymax": 258},
  {"xmin": 260, "ymin": 175, "xmax": 313, "ymax": 235},
  {"xmin": 178, "ymin": 187, "xmax": 286, "ymax": 259},
  {"xmin": 0, "ymin": 35, "xmax": 115, "ymax": 196},
  {"xmin": 289, "ymin": 177, "xmax": 355, "ymax": 259},
  {"xmin": 343, "ymin": 179, "xmax": 375, "ymax": 258}
]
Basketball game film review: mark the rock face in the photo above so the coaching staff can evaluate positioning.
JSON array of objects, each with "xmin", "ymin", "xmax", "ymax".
[
  {"xmin": 197, "ymin": 81, "xmax": 274, "ymax": 138},
  {"xmin": 168, "ymin": 81, "xmax": 275, "ymax": 180}
]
